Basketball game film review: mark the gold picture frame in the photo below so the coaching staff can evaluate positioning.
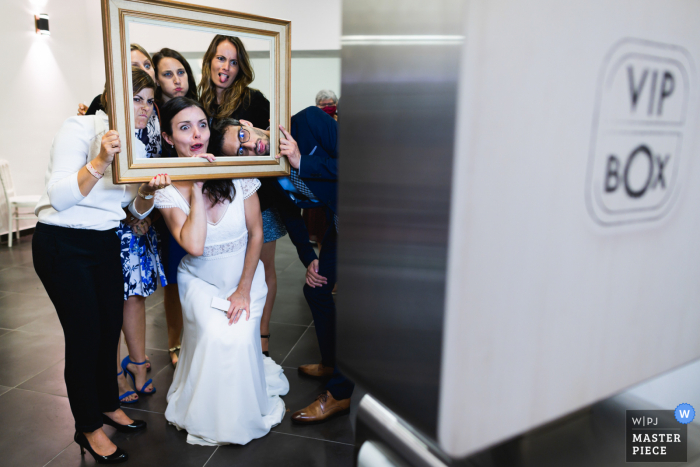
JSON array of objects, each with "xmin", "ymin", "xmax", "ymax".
[{"xmin": 101, "ymin": 0, "xmax": 291, "ymax": 183}]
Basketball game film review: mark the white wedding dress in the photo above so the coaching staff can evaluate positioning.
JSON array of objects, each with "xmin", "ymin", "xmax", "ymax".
[{"xmin": 154, "ymin": 179, "xmax": 289, "ymax": 446}]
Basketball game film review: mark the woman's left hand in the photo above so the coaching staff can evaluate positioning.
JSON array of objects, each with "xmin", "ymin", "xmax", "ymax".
[
  {"xmin": 197, "ymin": 154, "xmax": 216, "ymax": 163},
  {"xmin": 226, "ymin": 290, "xmax": 250, "ymax": 325},
  {"xmin": 140, "ymin": 173, "xmax": 172, "ymax": 196}
]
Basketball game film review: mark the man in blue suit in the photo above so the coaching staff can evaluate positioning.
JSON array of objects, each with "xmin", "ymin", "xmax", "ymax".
[{"xmin": 212, "ymin": 106, "xmax": 353, "ymax": 424}]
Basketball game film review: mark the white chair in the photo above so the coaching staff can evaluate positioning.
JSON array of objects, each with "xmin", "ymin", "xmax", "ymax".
[{"xmin": 0, "ymin": 159, "xmax": 42, "ymax": 247}]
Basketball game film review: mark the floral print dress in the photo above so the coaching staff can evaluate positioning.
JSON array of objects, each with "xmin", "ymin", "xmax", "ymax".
[
  {"xmin": 116, "ymin": 133, "xmax": 166, "ymax": 300},
  {"xmin": 116, "ymin": 222, "xmax": 167, "ymax": 299}
]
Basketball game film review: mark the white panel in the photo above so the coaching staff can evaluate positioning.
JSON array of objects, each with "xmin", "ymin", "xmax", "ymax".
[{"xmin": 439, "ymin": 0, "xmax": 700, "ymax": 457}]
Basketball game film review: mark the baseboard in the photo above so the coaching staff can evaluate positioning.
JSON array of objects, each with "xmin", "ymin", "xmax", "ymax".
[{"xmin": 0, "ymin": 227, "xmax": 35, "ymax": 245}]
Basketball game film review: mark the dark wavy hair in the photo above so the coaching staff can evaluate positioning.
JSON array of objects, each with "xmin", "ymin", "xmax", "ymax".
[
  {"xmin": 152, "ymin": 48, "xmax": 198, "ymax": 105},
  {"xmin": 208, "ymin": 117, "xmax": 241, "ymax": 157},
  {"xmin": 160, "ymin": 97, "xmax": 235, "ymax": 205}
]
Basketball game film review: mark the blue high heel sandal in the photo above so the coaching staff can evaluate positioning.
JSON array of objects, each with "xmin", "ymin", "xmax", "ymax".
[
  {"xmin": 117, "ymin": 370, "xmax": 139, "ymax": 404},
  {"xmin": 121, "ymin": 356, "xmax": 156, "ymax": 395}
]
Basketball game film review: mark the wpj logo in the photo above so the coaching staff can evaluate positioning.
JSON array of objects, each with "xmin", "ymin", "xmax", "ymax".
[{"xmin": 626, "ymin": 406, "xmax": 693, "ymax": 462}]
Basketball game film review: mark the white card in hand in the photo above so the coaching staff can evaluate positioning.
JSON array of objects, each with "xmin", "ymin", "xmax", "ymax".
[{"xmin": 211, "ymin": 296, "xmax": 231, "ymax": 312}]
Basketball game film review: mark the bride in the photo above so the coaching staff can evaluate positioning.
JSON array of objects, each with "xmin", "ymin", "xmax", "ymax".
[{"xmin": 154, "ymin": 96, "xmax": 288, "ymax": 445}]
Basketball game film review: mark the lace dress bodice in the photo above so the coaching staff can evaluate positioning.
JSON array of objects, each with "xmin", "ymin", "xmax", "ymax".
[{"xmin": 155, "ymin": 178, "xmax": 261, "ymax": 259}]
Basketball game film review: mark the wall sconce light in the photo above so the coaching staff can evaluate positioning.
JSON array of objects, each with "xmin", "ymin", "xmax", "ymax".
[{"xmin": 35, "ymin": 14, "xmax": 49, "ymax": 35}]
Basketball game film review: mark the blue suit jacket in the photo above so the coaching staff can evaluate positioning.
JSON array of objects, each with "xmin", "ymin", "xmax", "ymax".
[{"xmin": 275, "ymin": 106, "xmax": 338, "ymax": 267}]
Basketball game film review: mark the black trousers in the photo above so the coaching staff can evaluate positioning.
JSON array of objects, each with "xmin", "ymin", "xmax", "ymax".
[{"xmin": 33, "ymin": 223, "xmax": 123, "ymax": 432}]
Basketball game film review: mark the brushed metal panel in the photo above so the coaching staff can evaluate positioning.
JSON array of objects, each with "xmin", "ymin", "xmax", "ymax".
[{"xmin": 337, "ymin": 0, "xmax": 464, "ymax": 438}]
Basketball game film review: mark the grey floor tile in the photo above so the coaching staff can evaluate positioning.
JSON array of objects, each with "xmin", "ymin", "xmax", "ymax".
[
  {"xmin": 17, "ymin": 359, "xmax": 67, "ymax": 397},
  {"xmin": 273, "ymin": 370, "xmax": 354, "ymax": 445},
  {"xmin": 0, "ymin": 292, "xmax": 55, "ymax": 329},
  {"xmin": 145, "ymin": 286, "xmax": 164, "ymax": 308},
  {"xmin": 276, "ymin": 234, "xmax": 296, "ymax": 252},
  {"xmin": 0, "ymin": 241, "xmax": 34, "ymax": 268},
  {"xmin": 277, "ymin": 271, "xmax": 307, "ymax": 290},
  {"xmin": 0, "ymin": 389, "xmax": 75, "ymax": 467},
  {"xmin": 0, "ymin": 330, "xmax": 64, "ymax": 387},
  {"xmin": 144, "ymin": 302, "xmax": 170, "ymax": 351},
  {"xmin": 281, "ymin": 327, "xmax": 322, "ymax": 368},
  {"xmin": 0, "ymin": 266, "xmax": 47, "ymax": 296},
  {"xmin": 281, "ymin": 259, "xmax": 309, "ymax": 276},
  {"xmin": 0, "ymin": 385, "xmax": 11, "ymax": 396},
  {"xmin": 273, "ymin": 249, "xmax": 298, "ymax": 273},
  {"xmin": 207, "ymin": 430, "xmax": 353, "ymax": 467},
  {"xmin": 16, "ymin": 310, "xmax": 64, "ymax": 336},
  {"xmin": 270, "ymin": 292, "xmax": 314, "ymax": 326},
  {"xmin": 46, "ymin": 408, "xmax": 217, "ymax": 467},
  {"xmin": 268, "ymin": 322, "xmax": 308, "ymax": 363}
]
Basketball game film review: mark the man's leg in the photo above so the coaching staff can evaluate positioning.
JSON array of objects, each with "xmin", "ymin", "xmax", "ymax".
[
  {"xmin": 303, "ymin": 226, "xmax": 337, "ymax": 368},
  {"xmin": 293, "ymin": 226, "xmax": 354, "ymax": 424}
]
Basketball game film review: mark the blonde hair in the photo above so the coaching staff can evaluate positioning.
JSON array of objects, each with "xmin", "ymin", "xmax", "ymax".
[
  {"xmin": 101, "ymin": 44, "xmax": 154, "ymax": 113},
  {"xmin": 198, "ymin": 35, "xmax": 255, "ymax": 119},
  {"xmin": 130, "ymin": 43, "xmax": 153, "ymax": 63}
]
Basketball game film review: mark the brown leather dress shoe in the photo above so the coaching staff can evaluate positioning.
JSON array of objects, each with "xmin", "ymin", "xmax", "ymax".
[
  {"xmin": 291, "ymin": 391, "xmax": 350, "ymax": 424},
  {"xmin": 298, "ymin": 363, "xmax": 334, "ymax": 378}
]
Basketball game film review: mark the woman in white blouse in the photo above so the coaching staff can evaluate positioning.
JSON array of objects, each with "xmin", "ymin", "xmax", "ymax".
[{"xmin": 33, "ymin": 89, "xmax": 170, "ymax": 464}]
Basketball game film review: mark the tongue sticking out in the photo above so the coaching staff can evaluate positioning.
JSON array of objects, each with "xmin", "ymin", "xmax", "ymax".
[{"xmin": 219, "ymin": 73, "xmax": 229, "ymax": 83}]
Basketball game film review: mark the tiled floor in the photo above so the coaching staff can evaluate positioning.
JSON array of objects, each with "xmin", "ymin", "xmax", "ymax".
[{"xmin": 0, "ymin": 234, "xmax": 355, "ymax": 467}]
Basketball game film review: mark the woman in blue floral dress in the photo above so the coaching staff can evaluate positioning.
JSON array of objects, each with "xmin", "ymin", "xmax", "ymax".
[{"xmin": 115, "ymin": 68, "xmax": 167, "ymax": 403}]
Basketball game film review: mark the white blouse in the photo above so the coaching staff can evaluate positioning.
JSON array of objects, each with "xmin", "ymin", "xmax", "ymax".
[{"xmin": 35, "ymin": 111, "xmax": 147, "ymax": 231}]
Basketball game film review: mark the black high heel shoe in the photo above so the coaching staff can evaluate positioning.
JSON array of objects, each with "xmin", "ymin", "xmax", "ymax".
[
  {"xmin": 74, "ymin": 431, "xmax": 128, "ymax": 464},
  {"xmin": 102, "ymin": 413, "xmax": 147, "ymax": 433}
]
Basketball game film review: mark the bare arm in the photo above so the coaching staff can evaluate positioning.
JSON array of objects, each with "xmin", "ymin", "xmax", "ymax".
[
  {"xmin": 227, "ymin": 192, "xmax": 263, "ymax": 325},
  {"xmin": 159, "ymin": 182, "xmax": 208, "ymax": 256}
]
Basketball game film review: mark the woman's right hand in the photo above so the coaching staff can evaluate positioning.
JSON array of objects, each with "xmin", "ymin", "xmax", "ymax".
[
  {"xmin": 97, "ymin": 130, "xmax": 121, "ymax": 166},
  {"xmin": 77, "ymin": 103, "xmax": 88, "ymax": 116}
]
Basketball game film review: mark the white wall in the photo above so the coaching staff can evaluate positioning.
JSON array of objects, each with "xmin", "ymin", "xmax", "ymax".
[
  {"xmin": 0, "ymin": 0, "xmax": 340, "ymax": 237},
  {"xmin": 0, "ymin": 0, "xmax": 99, "ymax": 237}
]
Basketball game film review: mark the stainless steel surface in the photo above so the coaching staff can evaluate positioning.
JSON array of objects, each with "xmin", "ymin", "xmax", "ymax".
[
  {"xmin": 336, "ymin": 0, "xmax": 465, "ymax": 439},
  {"xmin": 356, "ymin": 395, "xmax": 449, "ymax": 467},
  {"xmin": 358, "ymin": 441, "xmax": 411, "ymax": 467},
  {"xmin": 356, "ymin": 381, "xmax": 700, "ymax": 467}
]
